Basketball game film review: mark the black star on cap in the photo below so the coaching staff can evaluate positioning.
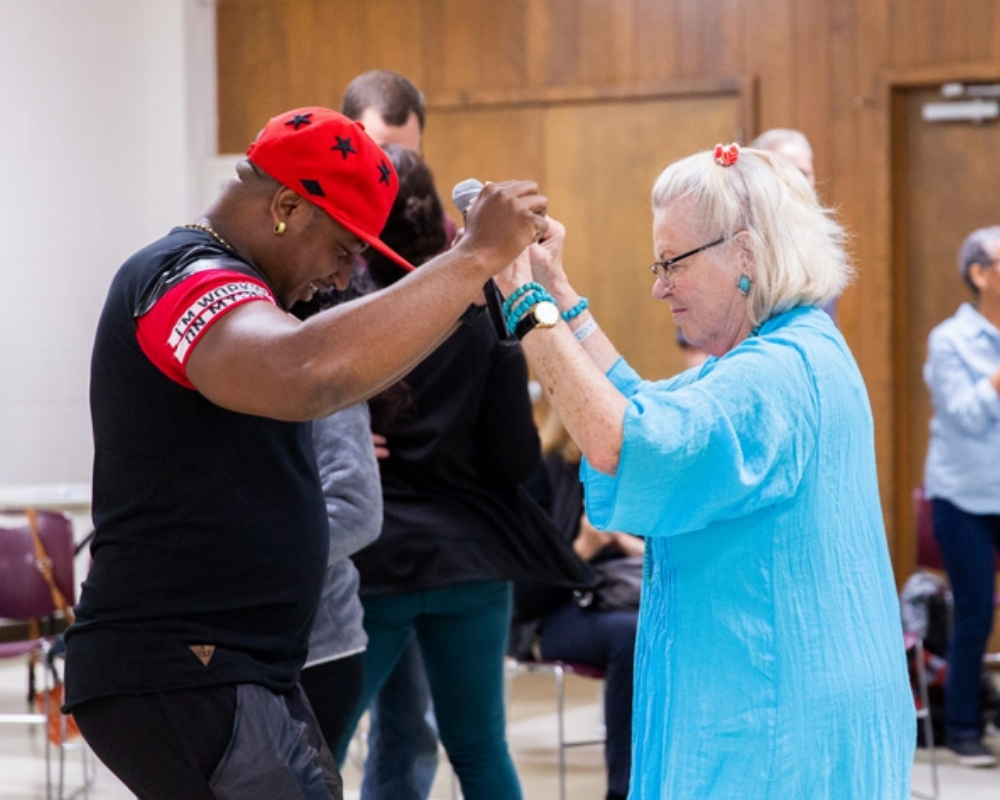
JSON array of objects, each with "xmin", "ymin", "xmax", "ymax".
[
  {"xmin": 377, "ymin": 160, "xmax": 392, "ymax": 186},
  {"xmin": 285, "ymin": 113, "xmax": 313, "ymax": 130},
  {"xmin": 301, "ymin": 179, "xmax": 325, "ymax": 197},
  {"xmin": 331, "ymin": 135, "xmax": 356, "ymax": 160}
]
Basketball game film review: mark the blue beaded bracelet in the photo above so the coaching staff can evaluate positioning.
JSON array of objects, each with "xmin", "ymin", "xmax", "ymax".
[
  {"xmin": 561, "ymin": 297, "xmax": 589, "ymax": 321},
  {"xmin": 501, "ymin": 282, "xmax": 545, "ymax": 318}
]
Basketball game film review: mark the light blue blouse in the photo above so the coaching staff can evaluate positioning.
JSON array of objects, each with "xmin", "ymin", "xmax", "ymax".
[
  {"xmin": 583, "ymin": 307, "xmax": 914, "ymax": 800},
  {"xmin": 923, "ymin": 302, "xmax": 1000, "ymax": 514}
]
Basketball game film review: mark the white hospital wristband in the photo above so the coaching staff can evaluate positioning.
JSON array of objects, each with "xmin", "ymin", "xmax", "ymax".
[{"xmin": 573, "ymin": 316, "xmax": 599, "ymax": 343}]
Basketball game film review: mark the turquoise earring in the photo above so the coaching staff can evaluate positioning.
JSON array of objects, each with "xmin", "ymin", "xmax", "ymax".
[{"xmin": 737, "ymin": 274, "xmax": 753, "ymax": 295}]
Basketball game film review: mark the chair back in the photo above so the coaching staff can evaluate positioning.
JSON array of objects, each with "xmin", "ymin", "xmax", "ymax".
[{"xmin": 0, "ymin": 510, "xmax": 75, "ymax": 620}]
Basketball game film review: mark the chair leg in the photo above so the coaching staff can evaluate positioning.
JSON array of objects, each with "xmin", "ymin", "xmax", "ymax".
[
  {"xmin": 40, "ymin": 655, "xmax": 53, "ymax": 800},
  {"xmin": 59, "ymin": 703, "xmax": 67, "ymax": 800},
  {"xmin": 911, "ymin": 639, "xmax": 939, "ymax": 800},
  {"xmin": 555, "ymin": 665, "xmax": 565, "ymax": 800}
]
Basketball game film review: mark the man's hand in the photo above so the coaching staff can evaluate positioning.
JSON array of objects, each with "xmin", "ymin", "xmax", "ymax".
[{"xmin": 457, "ymin": 181, "xmax": 548, "ymax": 277}]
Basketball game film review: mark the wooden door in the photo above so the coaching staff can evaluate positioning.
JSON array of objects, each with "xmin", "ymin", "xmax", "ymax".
[
  {"xmin": 423, "ymin": 87, "xmax": 745, "ymax": 380},
  {"xmin": 891, "ymin": 82, "xmax": 1000, "ymax": 646}
]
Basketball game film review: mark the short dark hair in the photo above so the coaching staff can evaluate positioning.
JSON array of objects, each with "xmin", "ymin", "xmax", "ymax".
[{"xmin": 341, "ymin": 70, "xmax": 426, "ymax": 131}]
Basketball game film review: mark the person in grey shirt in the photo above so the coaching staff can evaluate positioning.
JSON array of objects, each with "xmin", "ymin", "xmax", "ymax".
[
  {"xmin": 923, "ymin": 225, "xmax": 1000, "ymax": 767},
  {"xmin": 300, "ymin": 402, "xmax": 383, "ymax": 750}
]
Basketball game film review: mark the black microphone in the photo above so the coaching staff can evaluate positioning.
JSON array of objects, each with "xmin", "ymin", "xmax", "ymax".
[{"xmin": 452, "ymin": 179, "xmax": 515, "ymax": 345}]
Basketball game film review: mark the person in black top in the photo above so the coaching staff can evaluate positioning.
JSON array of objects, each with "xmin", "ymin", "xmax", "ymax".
[
  {"xmin": 65, "ymin": 107, "xmax": 548, "ymax": 800},
  {"xmin": 333, "ymin": 145, "xmax": 539, "ymax": 800}
]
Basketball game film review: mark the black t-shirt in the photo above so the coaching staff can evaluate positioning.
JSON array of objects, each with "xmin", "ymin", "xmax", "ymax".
[{"xmin": 65, "ymin": 228, "xmax": 328, "ymax": 709}]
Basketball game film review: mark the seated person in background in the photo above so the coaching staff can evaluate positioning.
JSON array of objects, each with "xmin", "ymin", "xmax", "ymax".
[
  {"xmin": 512, "ymin": 401, "xmax": 640, "ymax": 800},
  {"xmin": 922, "ymin": 225, "xmax": 1000, "ymax": 767}
]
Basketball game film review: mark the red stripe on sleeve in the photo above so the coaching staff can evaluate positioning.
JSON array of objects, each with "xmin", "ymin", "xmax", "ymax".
[{"xmin": 136, "ymin": 270, "xmax": 276, "ymax": 388}]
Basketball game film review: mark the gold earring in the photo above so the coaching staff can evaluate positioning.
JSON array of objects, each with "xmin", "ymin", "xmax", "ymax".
[{"xmin": 274, "ymin": 221, "xmax": 286, "ymax": 236}]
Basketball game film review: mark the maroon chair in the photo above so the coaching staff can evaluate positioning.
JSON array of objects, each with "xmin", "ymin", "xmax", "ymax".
[
  {"xmin": 0, "ymin": 509, "xmax": 75, "ymax": 620},
  {"xmin": 0, "ymin": 509, "xmax": 92, "ymax": 798}
]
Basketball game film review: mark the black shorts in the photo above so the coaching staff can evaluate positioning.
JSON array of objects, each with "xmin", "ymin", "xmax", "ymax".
[{"xmin": 73, "ymin": 683, "xmax": 342, "ymax": 800}]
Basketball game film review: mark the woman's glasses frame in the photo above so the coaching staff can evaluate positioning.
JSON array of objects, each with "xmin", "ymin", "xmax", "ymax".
[{"xmin": 649, "ymin": 237, "xmax": 727, "ymax": 285}]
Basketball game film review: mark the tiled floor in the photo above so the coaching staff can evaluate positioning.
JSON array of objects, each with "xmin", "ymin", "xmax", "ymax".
[{"xmin": 1, "ymin": 659, "xmax": 997, "ymax": 799}]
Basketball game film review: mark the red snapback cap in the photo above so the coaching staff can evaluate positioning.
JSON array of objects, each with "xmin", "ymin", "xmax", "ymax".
[{"xmin": 247, "ymin": 107, "xmax": 414, "ymax": 272}]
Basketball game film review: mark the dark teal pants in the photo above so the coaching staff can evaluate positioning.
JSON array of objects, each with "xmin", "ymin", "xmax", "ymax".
[{"xmin": 344, "ymin": 581, "xmax": 522, "ymax": 800}]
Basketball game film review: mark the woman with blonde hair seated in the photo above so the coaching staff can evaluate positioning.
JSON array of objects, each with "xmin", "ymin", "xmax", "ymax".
[{"xmin": 495, "ymin": 143, "xmax": 914, "ymax": 798}]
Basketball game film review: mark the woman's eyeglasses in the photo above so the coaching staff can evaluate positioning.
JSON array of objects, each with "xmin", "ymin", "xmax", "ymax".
[{"xmin": 649, "ymin": 237, "xmax": 727, "ymax": 285}]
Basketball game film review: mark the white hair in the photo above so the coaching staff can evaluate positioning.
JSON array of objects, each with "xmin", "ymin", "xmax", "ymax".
[
  {"xmin": 651, "ymin": 147, "xmax": 852, "ymax": 326},
  {"xmin": 749, "ymin": 128, "xmax": 813, "ymax": 159},
  {"xmin": 957, "ymin": 226, "xmax": 1000, "ymax": 294}
]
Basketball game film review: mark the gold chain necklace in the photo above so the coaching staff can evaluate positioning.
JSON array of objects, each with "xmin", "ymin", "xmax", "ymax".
[{"xmin": 182, "ymin": 222, "xmax": 234, "ymax": 251}]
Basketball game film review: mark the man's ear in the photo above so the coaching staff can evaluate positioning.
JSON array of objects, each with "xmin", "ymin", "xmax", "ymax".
[{"xmin": 271, "ymin": 187, "xmax": 309, "ymax": 230}]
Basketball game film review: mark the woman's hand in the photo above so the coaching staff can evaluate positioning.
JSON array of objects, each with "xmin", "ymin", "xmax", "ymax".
[
  {"xmin": 495, "ymin": 246, "xmax": 534, "ymax": 296},
  {"xmin": 372, "ymin": 433, "xmax": 390, "ymax": 460},
  {"xmin": 527, "ymin": 217, "xmax": 569, "ymax": 294}
]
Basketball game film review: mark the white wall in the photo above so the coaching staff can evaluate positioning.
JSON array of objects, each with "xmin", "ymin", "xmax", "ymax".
[{"xmin": 0, "ymin": 0, "xmax": 217, "ymax": 486}]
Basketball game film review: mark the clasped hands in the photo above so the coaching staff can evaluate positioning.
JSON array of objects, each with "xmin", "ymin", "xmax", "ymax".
[{"xmin": 495, "ymin": 216, "xmax": 568, "ymax": 300}]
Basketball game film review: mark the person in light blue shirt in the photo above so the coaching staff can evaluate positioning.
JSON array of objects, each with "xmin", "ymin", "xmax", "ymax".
[
  {"xmin": 494, "ymin": 143, "xmax": 914, "ymax": 798},
  {"xmin": 923, "ymin": 225, "xmax": 1000, "ymax": 767}
]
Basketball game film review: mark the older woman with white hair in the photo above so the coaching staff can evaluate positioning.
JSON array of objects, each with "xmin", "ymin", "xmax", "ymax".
[{"xmin": 495, "ymin": 144, "xmax": 914, "ymax": 798}]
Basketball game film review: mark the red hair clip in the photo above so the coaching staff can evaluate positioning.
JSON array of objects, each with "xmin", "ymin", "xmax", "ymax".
[{"xmin": 714, "ymin": 143, "xmax": 740, "ymax": 167}]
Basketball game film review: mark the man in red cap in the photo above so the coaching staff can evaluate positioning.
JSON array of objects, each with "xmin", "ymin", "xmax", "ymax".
[{"xmin": 63, "ymin": 107, "xmax": 546, "ymax": 800}]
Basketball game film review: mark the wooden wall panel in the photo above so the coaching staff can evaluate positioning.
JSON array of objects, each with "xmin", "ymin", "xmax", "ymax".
[
  {"xmin": 850, "ymin": 0, "xmax": 894, "ymax": 559},
  {"xmin": 633, "ymin": 0, "xmax": 682, "ymax": 83},
  {"xmin": 216, "ymin": 0, "xmax": 1000, "ymax": 581},
  {"xmin": 743, "ymin": 0, "xmax": 794, "ymax": 127}
]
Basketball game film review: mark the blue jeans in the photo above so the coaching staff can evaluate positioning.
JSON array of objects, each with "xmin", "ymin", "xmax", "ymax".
[
  {"xmin": 932, "ymin": 498, "xmax": 1000, "ymax": 743},
  {"xmin": 360, "ymin": 636, "xmax": 439, "ymax": 800},
  {"xmin": 538, "ymin": 602, "xmax": 637, "ymax": 797},
  {"xmin": 345, "ymin": 582, "xmax": 522, "ymax": 800}
]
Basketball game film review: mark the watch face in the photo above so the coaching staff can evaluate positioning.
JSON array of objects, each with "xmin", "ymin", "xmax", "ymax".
[{"xmin": 536, "ymin": 301, "xmax": 560, "ymax": 327}]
